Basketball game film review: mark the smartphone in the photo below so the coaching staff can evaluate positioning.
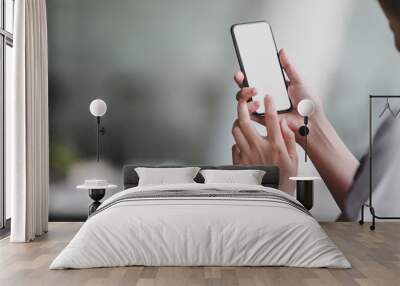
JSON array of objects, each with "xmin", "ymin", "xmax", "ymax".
[{"xmin": 231, "ymin": 21, "xmax": 292, "ymax": 114}]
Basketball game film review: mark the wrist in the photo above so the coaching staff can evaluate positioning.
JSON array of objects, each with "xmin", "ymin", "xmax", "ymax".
[
  {"xmin": 295, "ymin": 110, "xmax": 329, "ymax": 149},
  {"xmin": 307, "ymin": 111, "xmax": 342, "ymax": 156},
  {"xmin": 300, "ymin": 111, "xmax": 359, "ymax": 209},
  {"xmin": 278, "ymin": 166, "xmax": 297, "ymax": 196},
  {"xmin": 278, "ymin": 178, "xmax": 296, "ymax": 196}
]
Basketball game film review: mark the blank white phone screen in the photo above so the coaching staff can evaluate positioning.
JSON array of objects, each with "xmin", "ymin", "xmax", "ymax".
[{"xmin": 233, "ymin": 22, "xmax": 291, "ymax": 113}]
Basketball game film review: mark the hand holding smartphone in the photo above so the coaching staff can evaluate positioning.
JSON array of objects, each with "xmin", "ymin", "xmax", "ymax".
[{"xmin": 231, "ymin": 21, "xmax": 292, "ymax": 114}]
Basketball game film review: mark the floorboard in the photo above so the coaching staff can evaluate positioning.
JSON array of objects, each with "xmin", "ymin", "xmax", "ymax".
[{"xmin": 0, "ymin": 222, "xmax": 399, "ymax": 286}]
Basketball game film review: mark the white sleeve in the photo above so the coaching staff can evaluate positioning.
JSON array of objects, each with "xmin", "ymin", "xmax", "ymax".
[{"xmin": 342, "ymin": 116, "xmax": 400, "ymax": 220}]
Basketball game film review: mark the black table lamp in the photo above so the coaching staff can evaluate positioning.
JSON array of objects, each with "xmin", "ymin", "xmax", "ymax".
[
  {"xmin": 297, "ymin": 99, "xmax": 315, "ymax": 162},
  {"xmin": 292, "ymin": 99, "xmax": 319, "ymax": 211},
  {"xmin": 89, "ymin": 99, "xmax": 107, "ymax": 162}
]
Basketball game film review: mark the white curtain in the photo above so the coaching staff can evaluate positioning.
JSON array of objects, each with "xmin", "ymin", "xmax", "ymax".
[{"xmin": 7, "ymin": 0, "xmax": 49, "ymax": 242}]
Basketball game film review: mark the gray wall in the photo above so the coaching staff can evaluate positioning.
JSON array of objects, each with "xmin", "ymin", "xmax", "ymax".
[{"xmin": 48, "ymin": 0, "xmax": 400, "ymax": 221}]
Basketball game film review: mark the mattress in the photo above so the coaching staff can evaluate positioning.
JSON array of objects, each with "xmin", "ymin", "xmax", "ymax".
[{"xmin": 50, "ymin": 183, "xmax": 350, "ymax": 269}]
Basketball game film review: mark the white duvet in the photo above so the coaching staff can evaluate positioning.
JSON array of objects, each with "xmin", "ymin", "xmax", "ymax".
[{"xmin": 50, "ymin": 183, "xmax": 350, "ymax": 269}]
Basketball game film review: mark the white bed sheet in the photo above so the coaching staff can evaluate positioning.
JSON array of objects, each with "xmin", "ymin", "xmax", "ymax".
[{"xmin": 50, "ymin": 183, "xmax": 350, "ymax": 269}]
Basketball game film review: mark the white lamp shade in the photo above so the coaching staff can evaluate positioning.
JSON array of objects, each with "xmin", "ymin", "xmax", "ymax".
[
  {"xmin": 89, "ymin": 99, "xmax": 107, "ymax": 117},
  {"xmin": 297, "ymin": 99, "xmax": 315, "ymax": 117}
]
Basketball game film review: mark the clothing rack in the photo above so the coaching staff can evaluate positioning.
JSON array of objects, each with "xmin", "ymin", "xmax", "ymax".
[{"xmin": 359, "ymin": 95, "xmax": 400, "ymax": 230}]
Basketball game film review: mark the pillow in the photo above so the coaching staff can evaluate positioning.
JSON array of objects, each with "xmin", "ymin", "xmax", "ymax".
[
  {"xmin": 200, "ymin": 169, "xmax": 266, "ymax": 185},
  {"xmin": 135, "ymin": 167, "xmax": 201, "ymax": 186}
]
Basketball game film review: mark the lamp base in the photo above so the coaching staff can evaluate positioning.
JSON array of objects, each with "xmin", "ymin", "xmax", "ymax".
[{"xmin": 88, "ymin": 189, "xmax": 105, "ymax": 216}]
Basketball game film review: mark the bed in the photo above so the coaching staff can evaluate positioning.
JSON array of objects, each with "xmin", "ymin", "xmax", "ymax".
[{"xmin": 50, "ymin": 165, "xmax": 350, "ymax": 269}]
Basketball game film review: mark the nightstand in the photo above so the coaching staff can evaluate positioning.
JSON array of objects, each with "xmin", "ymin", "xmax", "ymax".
[
  {"xmin": 289, "ymin": 177, "xmax": 321, "ymax": 210},
  {"xmin": 77, "ymin": 180, "xmax": 117, "ymax": 216}
]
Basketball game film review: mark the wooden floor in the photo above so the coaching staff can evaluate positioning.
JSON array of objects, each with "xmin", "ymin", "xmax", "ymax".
[{"xmin": 0, "ymin": 222, "xmax": 399, "ymax": 286}]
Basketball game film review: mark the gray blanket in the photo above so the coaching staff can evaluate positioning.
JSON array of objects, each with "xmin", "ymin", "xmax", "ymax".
[{"xmin": 90, "ymin": 189, "xmax": 311, "ymax": 218}]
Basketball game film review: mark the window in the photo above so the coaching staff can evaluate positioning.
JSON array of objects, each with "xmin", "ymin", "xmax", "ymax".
[{"xmin": 0, "ymin": 0, "xmax": 14, "ymax": 230}]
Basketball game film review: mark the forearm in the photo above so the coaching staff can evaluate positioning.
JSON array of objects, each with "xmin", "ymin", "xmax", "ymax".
[{"xmin": 297, "ymin": 113, "xmax": 359, "ymax": 210}]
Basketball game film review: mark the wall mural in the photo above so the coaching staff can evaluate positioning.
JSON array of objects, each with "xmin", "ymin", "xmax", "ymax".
[{"xmin": 48, "ymin": 0, "xmax": 400, "ymax": 221}]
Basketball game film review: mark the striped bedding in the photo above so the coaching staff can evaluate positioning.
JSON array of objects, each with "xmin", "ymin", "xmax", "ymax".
[{"xmin": 50, "ymin": 183, "xmax": 350, "ymax": 269}]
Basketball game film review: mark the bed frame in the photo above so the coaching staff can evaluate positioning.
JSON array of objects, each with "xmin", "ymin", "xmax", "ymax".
[{"xmin": 123, "ymin": 165, "xmax": 279, "ymax": 189}]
